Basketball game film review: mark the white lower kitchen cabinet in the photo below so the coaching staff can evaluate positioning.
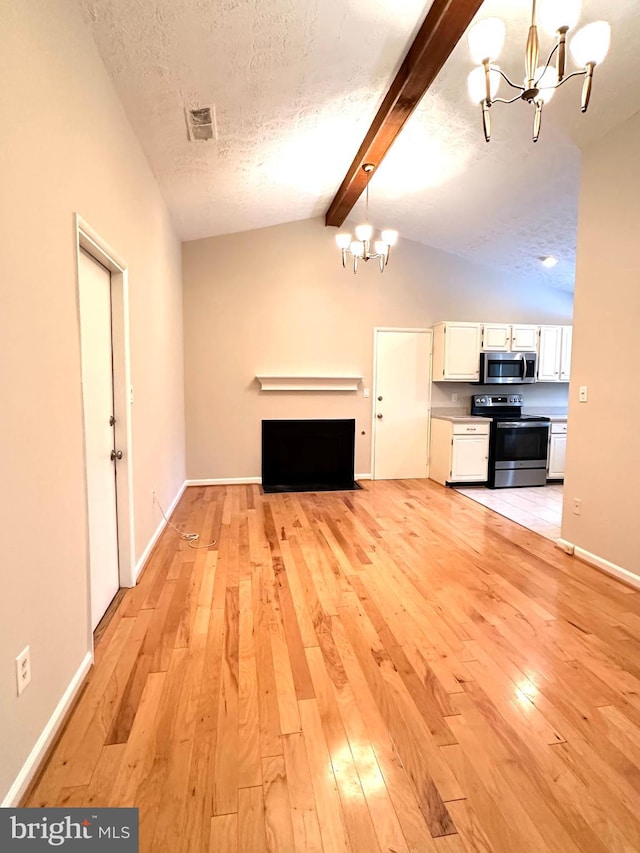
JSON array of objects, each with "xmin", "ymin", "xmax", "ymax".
[
  {"xmin": 547, "ymin": 421, "xmax": 567, "ymax": 480},
  {"xmin": 430, "ymin": 418, "xmax": 490, "ymax": 486}
]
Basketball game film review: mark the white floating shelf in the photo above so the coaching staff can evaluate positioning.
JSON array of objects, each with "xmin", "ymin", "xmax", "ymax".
[{"xmin": 256, "ymin": 375, "xmax": 363, "ymax": 392}]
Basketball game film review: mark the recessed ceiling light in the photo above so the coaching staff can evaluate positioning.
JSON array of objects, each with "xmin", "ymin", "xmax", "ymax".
[{"xmin": 540, "ymin": 256, "xmax": 558, "ymax": 268}]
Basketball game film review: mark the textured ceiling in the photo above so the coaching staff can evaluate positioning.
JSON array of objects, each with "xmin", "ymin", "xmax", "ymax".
[{"xmin": 79, "ymin": 0, "xmax": 640, "ymax": 292}]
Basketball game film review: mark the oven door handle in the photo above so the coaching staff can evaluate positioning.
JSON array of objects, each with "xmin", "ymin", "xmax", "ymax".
[{"xmin": 496, "ymin": 421, "xmax": 546, "ymax": 429}]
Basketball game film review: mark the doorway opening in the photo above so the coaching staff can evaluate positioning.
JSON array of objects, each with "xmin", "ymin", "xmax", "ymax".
[{"xmin": 75, "ymin": 215, "xmax": 135, "ymax": 640}]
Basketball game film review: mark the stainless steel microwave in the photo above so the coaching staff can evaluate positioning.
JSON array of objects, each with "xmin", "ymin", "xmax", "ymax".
[{"xmin": 479, "ymin": 351, "xmax": 537, "ymax": 384}]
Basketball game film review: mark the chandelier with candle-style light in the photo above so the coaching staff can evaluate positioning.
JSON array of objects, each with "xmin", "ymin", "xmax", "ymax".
[
  {"xmin": 335, "ymin": 164, "xmax": 398, "ymax": 273},
  {"xmin": 466, "ymin": 0, "xmax": 611, "ymax": 142}
]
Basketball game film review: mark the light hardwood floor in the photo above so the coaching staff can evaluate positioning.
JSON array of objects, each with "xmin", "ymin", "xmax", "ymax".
[{"xmin": 25, "ymin": 481, "xmax": 640, "ymax": 852}]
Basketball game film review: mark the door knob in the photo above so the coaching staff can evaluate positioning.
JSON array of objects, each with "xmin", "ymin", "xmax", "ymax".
[
  {"xmin": 111, "ymin": 449, "xmax": 123, "ymax": 461},
  {"xmin": 377, "ymin": 413, "xmax": 383, "ymax": 419},
  {"xmin": 378, "ymin": 396, "xmax": 383, "ymax": 401}
]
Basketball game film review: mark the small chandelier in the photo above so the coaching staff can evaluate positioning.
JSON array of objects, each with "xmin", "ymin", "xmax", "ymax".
[
  {"xmin": 466, "ymin": 0, "xmax": 611, "ymax": 142},
  {"xmin": 335, "ymin": 164, "xmax": 398, "ymax": 273}
]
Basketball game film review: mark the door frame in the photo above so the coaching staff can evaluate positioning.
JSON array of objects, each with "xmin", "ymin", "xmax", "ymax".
[
  {"xmin": 371, "ymin": 327, "xmax": 433, "ymax": 480},
  {"xmin": 75, "ymin": 215, "xmax": 136, "ymax": 637}
]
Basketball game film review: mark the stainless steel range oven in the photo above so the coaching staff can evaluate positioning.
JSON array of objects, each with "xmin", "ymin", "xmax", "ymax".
[{"xmin": 471, "ymin": 394, "xmax": 550, "ymax": 488}]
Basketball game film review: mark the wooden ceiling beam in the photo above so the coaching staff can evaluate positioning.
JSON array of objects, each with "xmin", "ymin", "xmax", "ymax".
[{"xmin": 325, "ymin": 0, "xmax": 484, "ymax": 228}]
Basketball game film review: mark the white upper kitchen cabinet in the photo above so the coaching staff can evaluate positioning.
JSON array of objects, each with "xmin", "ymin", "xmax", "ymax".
[
  {"xmin": 481, "ymin": 323, "xmax": 538, "ymax": 351},
  {"xmin": 560, "ymin": 325, "xmax": 573, "ymax": 381},
  {"xmin": 511, "ymin": 324, "xmax": 539, "ymax": 351},
  {"xmin": 537, "ymin": 326, "xmax": 563, "ymax": 381},
  {"xmin": 432, "ymin": 322, "xmax": 481, "ymax": 381},
  {"xmin": 482, "ymin": 323, "xmax": 511, "ymax": 351},
  {"xmin": 538, "ymin": 325, "xmax": 572, "ymax": 382}
]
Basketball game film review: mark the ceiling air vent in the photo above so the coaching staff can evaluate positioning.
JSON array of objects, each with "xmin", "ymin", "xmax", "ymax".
[{"xmin": 185, "ymin": 105, "xmax": 217, "ymax": 142}]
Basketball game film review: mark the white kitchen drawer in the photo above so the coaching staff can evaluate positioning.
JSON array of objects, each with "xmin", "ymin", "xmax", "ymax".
[
  {"xmin": 452, "ymin": 422, "xmax": 490, "ymax": 436},
  {"xmin": 551, "ymin": 422, "xmax": 567, "ymax": 434}
]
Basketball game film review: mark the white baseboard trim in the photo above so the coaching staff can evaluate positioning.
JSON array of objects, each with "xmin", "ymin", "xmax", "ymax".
[
  {"xmin": 2, "ymin": 651, "xmax": 93, "ymax": 807},
  {"xmin": 556, "ymin": 538, "xmax": 575, "ymax": 555},
  {"xmin": 186, "ymin": 477, "xmax": 262, "ymax": 486},
  {"xmin": 134, "ymin": 480, "xmax": 187, "ymax": 582},
  {"xmin": 186, "ymin": 475, "xmax": 372, "ymax": 487},
  {"xmin": 557, "ymin": 539, "xmax": 640, "ymax": 591}
]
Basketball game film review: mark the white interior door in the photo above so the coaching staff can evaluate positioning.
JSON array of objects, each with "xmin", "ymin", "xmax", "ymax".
[
  {"xmin": 78, "ymin": 249, "xmax": 120, "ymax": 630},
  {"xmin": 373, "ymin": 329, "xmax": 431, "ymax": 480}
]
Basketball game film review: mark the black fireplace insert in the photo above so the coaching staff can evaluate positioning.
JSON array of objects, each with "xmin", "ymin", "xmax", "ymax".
[{"xmin": 261, "ymin": 418, "xmax": 359, "ymax": 493}]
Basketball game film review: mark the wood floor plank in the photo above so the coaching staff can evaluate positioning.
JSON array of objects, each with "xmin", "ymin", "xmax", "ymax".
[
  {"xmin": 329, "ymin": 614, "xmax": 439, "ymax": 853},
  {"xmin": 83, "ymin": 743, "xmax": 127, "ymax": 808},
  {"xmin": 314, "ymin": 629, "xmax": 411, "ymax": 853},
  {"xmin": 179, "ymin": 607, "xmax": 225, "ymax": 853},
  {"xmin": 339, "ymin": 603, "xmax": 458, "ymax": 837},
  {"xmin": 282, "ymin": 732, "xmax": 324, "ymax": 853},
  {"xmin": 56, "ymin": 785, "xmax": 88, "ymax": 807},
  {"xmin": 213, "ymin": 586, "xmax": 240, "ymax": 816},
  {"xmin": 305, "ymin": 645, "xmax": 383, "ymax": 853},
  {"xmin": 238, "ymin": 578, "xmax": 262, "ymax": 789},
  {"xmin": 252, "ymin": 562, "xmax": 284, "ymax": 759},
  {"xmin": 261, "ymin": 754, "xmax": 296, "ymax": 853},
  {"xmin": 210, "ymin": 813, "xmax": 237, "ymax": 853},
  {"xmin": 151, "ymin": 631, "xmax": 209, "ymax": 852},
  {"xmin": 299, "ymin": 698, "xmax": 351, "ymax": 853},
  {"xmin": 238, "ymin": 786, "xmax": 267, "ymax": 853},
  {"xmin": 109, "ymin": 670, "xmax": 167, "ymax": 808}
]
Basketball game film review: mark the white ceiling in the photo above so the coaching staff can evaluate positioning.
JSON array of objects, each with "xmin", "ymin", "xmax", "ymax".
[{"xmin": 79, "ymin": 0, "xmax": 640, "ymax": 292}]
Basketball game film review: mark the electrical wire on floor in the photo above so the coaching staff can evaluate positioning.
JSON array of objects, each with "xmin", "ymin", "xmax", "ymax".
[{"xmin": 153, "ymin": 494, "xmax": 217, "ymax": 549}]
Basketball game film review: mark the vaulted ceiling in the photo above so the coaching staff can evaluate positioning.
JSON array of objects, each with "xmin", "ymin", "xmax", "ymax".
[{"xmin": 79, "ymin": 0, "xmax": 640, "ymax": 291}]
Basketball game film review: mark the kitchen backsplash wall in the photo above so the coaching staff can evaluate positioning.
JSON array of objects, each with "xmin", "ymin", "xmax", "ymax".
[{"xmin": 431, "ymin": 381, "xmax": 569, "ymax": 412}]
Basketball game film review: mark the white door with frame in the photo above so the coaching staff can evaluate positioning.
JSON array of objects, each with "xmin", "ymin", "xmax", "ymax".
[
  {"xmin": 373, "ymin": 328, "xmax": 432, "ymax": 480},
  {"xmin": 78, "ymin": 248, "xmax": 121, "ymax": 630}
]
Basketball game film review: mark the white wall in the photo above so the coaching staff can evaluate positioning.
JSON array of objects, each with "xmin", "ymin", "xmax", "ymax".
[
  {"xmin": 0, "ymin": 0, "xmax": 185, "ymax": 801},
  {"xmin": 183, "ymin": 216, "xmax": 572, "ymax": 479},
  {"xmin": 561, "ymin": 109, "xmax": 640, "ymax": 576}
]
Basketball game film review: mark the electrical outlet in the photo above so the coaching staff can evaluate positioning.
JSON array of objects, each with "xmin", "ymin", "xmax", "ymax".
[
  {"xmin": 573, "ymin": 498, "xmax": 582, "ymax": 516},
  {"xmin": 16, "ymin": 646, "xmax": 31, "ymax": 696},
  {"xmin": 451, "ymin": 393, "xmax": 458, "ymax": 403},
  {"xmin": 152, "ymin": 489, "xmax": 156, "ymax": 506}
]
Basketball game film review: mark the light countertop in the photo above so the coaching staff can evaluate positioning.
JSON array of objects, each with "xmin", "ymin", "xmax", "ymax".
[
  {"xmin": 432, "ymin": 406, "xmax": 567, "ymax": 423},
  {"xmin": 523, "ymin": 408, "xmax": 568, "ymax": 422},
  {"xmin": 431, "ymin": 410, "xmax": 492, "ymax": 423}
]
